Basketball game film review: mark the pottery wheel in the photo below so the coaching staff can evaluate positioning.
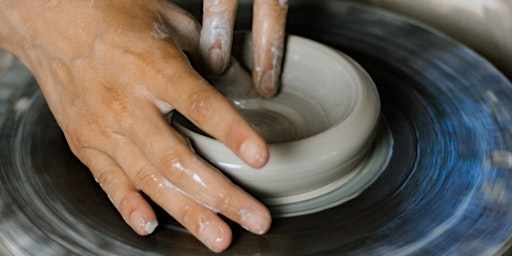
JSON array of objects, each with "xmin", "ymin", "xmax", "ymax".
[{"xmin": 2, "ymin": 2, "xmax": 512, "ymax": 255}]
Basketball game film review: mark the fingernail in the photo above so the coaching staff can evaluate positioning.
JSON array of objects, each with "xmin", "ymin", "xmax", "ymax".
[
  {"xmin": 200, "ymin": 221, "xmax": 226, "ymax": 252},
  {"xmin": 240, "ymin": 210, "xmax": 270, "ymax": 235},
  {"xmin": 258, "ymin": 71, "xmax": 278, "ymax": 97},
  {"xmin": 240, "ymin": 140, "xmax": 268, "ymax": 168},
  {"xmin": 131, "ymin": 211, "xmax": 158, "ymax": 235},
  {"xmin": 207, "ymin": 47, "xmax": 224, "ymax": 74}
]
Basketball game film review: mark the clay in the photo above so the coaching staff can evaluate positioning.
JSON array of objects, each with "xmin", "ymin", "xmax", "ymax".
[{"xmin": 172, "ymin": 33, "xmax": 387, "ymax": 216}]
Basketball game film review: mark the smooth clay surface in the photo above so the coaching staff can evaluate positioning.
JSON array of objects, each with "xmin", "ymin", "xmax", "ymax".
[{"xmin": 172, "ymin": 33, "xmax": 384, "ymax": 216}]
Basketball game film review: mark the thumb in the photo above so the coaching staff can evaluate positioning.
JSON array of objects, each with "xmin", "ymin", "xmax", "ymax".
[{"xmin": 151, "ymin": 1, "xmax": 202, "ymax": 63}]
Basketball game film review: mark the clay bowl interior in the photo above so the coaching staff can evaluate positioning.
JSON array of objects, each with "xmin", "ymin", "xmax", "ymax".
[{"xmin": 171, "ymin": 32, "xmax": 382, "ymax": 215}]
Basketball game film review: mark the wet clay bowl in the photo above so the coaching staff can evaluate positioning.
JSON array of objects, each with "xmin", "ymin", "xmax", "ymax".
[{"xmin": 172, "ymin": 33, "xmax": 382, "ymax": 215}]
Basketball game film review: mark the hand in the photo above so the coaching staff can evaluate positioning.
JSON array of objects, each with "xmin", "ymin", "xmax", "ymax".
[
  {"xmin": 200, "ymin": 0, "xmax": 288, "ymax": 97},
  {"xmin": 0, "ymin": 0, "xmax": 270, "ymax": 252}
]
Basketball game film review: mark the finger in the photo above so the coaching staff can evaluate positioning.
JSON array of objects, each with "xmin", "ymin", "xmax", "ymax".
[
  {"xmin": 252, "ymin": 0, "xmax": 288, "ymax": 97},
  {"xmin": 117, "ymin": 107, "xmax": 271, "ymax": 235},
  {"xmin": 149, "ymin": 64, "xmax": 268, "ymax": 168},
  {"xmin": 78, "ymin": 148, "xmax": 158, "ymax": 236},
  {"xmin": 200, "ymin": 0, "xmax": 238, "ymax": 74},
  {"xmin": 101, "ymin": 134, "xmax": 236, "ymax": 252}
]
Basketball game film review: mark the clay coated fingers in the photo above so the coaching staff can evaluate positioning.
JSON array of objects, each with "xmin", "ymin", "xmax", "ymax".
[
  {"xmin": 78, "ymin": 149, "xmax": 158, "ymax": 236},
  {"xmin": 201, "ymin": 0, "xmax": 238, "ymax": 74},
  {"xmin": 252, "ymin": 0, "xmax": 288, "ymax": 97},
  {"xmin": 117, "ymin": 110, "xmax": 271, "ymax": 235}
]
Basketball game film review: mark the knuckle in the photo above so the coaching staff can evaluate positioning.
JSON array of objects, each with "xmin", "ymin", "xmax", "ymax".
[
  {"xmin": 117, "ymin": 191, "xmax": 142, "ymax": 217},
  {"xmin": 185, "ymin": 89, "xmax": 217, "ymax": 126},
  {"xmin": 215, "ymin": 191, "xmax": 234, "ymax": 213},
  {"xmin": 177, "ymin": 204, "xmax": 194, "ymax": 226},
  {"xmin": 107, "ymin": 95, "xmax": 136, "ymax": 128},
  {"xmin": 157, "ymin": 151, "xmax": 191, "ymax": 182},
  {"xmin": 62, "ymin": 122, "xmax": 99, "ymax": 154},
  {"xmin": 96, "ymin": 169, "xmax": 119, "ymax": 193},
  {"xmin": 178, "ymin": 205, "xmax": 211, "ymax": 238},
  {"xmin": 133, "ymin": 165, "xmax": 160, "ymax": 192}
]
